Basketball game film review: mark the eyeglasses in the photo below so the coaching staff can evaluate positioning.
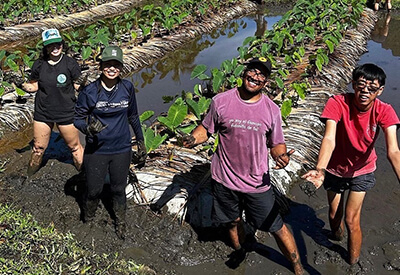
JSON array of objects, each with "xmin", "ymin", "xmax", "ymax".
[{"xmin": 356, "ymin": 80, "xmax": 381, "ymax": 94}]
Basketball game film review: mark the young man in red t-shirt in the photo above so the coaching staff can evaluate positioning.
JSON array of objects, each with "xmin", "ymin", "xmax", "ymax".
[{"xmin": 302, "ymin": 63, "xmax": 400, "ymax": 267}]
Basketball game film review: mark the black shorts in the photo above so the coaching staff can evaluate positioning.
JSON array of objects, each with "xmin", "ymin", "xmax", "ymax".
[
  {"xmin": 323, "ymin": 172, "xmax": 376, "ymax": 193},
  {"xmin": 212, "ymin": 179, "xmax": 283, "ymax": 233}
]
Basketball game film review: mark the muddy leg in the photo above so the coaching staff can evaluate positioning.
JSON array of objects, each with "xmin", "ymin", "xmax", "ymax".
[
  {"xmin": 113, "ymin": 202, "xmax": 126, "ymax": 240},
  {"xmin": 83, "ymin": 198, "xmax": 99, "ymax": 223},
  {"xmin": 28, "ymin": 121, "xmax": 52, "ymax": 176},
  {"xmin": 108, "ymin": 151, "xmax": 131, "ymax": 240},
  {"xmin": 345, "ymin": 191, "xmax": 366, "ymax": 265},
  {"xmin": 327, "ymin": 190, "xmax": 345, "ymax": 241},
  {"xmin": 228, "ymin": 217, "xmax": 245, "ymax": 250},
  {"xmin": 57, "ymin": 124, "xmax": 84, "ymax": 171},
  {"xmin": 82, "ymin": 154, "xmax": 107, "ymax": 223},
  {"xmin": 272, "ymin": 224, "xmax": 304, "ymax": 275},
  {"xmin": 374, "ymin": 0, "xmax": 381, "ymax": 10}
]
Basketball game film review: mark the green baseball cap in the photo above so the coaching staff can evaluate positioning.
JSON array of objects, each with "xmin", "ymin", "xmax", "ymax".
[
  {"xmin": 42, "ymin": 29, "xmax": 62, "ymax": 46},
  {"xmin": 101, "ymin": 46, "xmax": 123, "ymax": 64}
]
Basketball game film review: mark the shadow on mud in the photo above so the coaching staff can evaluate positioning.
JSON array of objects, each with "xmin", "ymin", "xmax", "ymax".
[{"xmin": 149, "ymin": 163, "xmax": 350, "ymax": 273}]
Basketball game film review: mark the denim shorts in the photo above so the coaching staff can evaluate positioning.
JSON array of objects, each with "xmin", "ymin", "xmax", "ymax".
[
  {"xmin": 323, "ymin": 172, "xmax": 376, "ymax": 193},
  {"xmin": 212, "ymin": 179, "xmax": 283, "ymax": 233}
]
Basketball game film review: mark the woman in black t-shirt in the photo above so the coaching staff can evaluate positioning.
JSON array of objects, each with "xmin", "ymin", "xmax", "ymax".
[{"xmin": 22, "ymin": 28, "xmax": 84, "ymax": 176}]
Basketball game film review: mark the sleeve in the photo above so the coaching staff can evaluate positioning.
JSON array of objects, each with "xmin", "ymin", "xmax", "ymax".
[
  {"xmin": 74, "ymin": 87, "xmax": 91, "ymax": 135},
  {"xmin": 267, "ymin": 109, "xmax": 285, "ymax": 147},
  {"xmin": 68, "ymin": 57, "xmax": 81, "ymax": 81},
  {"xmin": 320, "ymin": 95, "xmax": 343, "ymax": 123},
  {"xmin": 29, "ymin": 59, "xmax": 42, "ymax": 81},
  {"xmin": 126, "ymin": 81, "xmax": 144, "ymax": 141},
  {"xmin": 379, "ymin": 103, "xmax": 400, "ymax": 130},
  {"xmin": 201, "ymin": 98, "xmax": 218, "ymax": 134}
]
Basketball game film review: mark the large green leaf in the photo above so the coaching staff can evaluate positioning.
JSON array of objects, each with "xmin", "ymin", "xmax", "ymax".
[
  {"xmin": 186, "ymin": 97, "xmax": 211, "ymax": 119},
  {"xmin": 158, "ymin": 103, "xmax": 187, "ymax": 131},
  {"xmin": 144, "ymin": 127, "xmax": 167, "ymax": 153},
  {"xmin": 212, "ymin": 70, "xmax": 225, "ymax": 92},
  {"xmin": 177, "ymin": 124, "xmax": 196, "ymax": 134},
  {"xmin": 140, "ymin": 110, "xmax": 154, "ymax": 123},
  {"xmin": 190, "ymin": 64, "xmax": 208, "ymax": 80},
  {"xmin": 281, "ymin": 99, "xmax": 292, "ymax": 119}
]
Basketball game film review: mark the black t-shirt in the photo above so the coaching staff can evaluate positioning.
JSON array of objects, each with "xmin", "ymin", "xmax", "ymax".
[{"xmin": 30, "ymin": 55, "xmax": 81, "ymax": 123}]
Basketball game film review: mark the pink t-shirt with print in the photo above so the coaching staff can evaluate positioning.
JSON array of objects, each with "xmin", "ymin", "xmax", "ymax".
[
  {"xmin": 321, "ymin": 93, "xmax": 400, "ymax": 178},
  {"xmin": 202, "ymin": 88, "xmax": 285, "ymax": 193}
]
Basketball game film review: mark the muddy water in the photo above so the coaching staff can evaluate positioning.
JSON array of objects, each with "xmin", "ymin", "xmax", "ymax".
[{"xmin": 129, "ymin": 13, "xmax": 282, "ymax": 116}]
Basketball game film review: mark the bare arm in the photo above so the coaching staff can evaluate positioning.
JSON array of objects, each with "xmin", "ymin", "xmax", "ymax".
[
  {"xmin": 182, "ymin": 124, "xmax": 210, "ymax": 148},
  {"xmin": 21, "ymin": 81, "xmax": 38, "ymax": 93},
  {"xmin": 385, "ymin": 125, "xmax": 400, "ymax": 182},
  {"xmin": 302, "ymin": 119, "xmax": 337, "ymax": 188}
]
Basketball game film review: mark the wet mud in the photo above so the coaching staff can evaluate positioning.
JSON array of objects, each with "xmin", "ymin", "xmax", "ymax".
[{"xmin": 0, "ymin": 131, "xmax": 399, "ymax": 275}]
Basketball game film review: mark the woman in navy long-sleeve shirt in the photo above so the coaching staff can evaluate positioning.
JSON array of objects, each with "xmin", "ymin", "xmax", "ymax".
[{"xmin": 74, "ymin": 46, "xmax": 146, "ymax": 239}]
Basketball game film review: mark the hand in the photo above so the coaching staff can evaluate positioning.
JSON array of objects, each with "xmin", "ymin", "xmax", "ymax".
[
  {"xmin": 301, "ymin": 168, "xmax": 325, "ymax": 189},
  {"xmin": 132, "ymin": 140, "xmax": 147, "ymax": 167},
  {"xmin": 86, "ymin": 117, "xmax": 107, "ymax": 137},
  {"xmin": 273, "ymin": 149, "xmax": 295, "ymax": 169},
  {"xmin": 178, "ymin": 134, "xmax": 196, "ymax": 148}
]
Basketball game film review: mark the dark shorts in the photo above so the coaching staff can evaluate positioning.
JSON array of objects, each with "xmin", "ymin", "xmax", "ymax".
[
  {"xmin": 34, "ymin": 109, "xmax": 74, "ymax": 125},
  {"xmin": 323, "ymin": 172, "xmax": 376, "ymax": 193},
  {"xmin": 212, "ymin": 179, "xmax": 283, "ymax": 233}
]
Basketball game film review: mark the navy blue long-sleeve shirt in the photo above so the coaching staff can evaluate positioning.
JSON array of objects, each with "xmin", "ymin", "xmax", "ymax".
[{"xmin": 74, "ymin": 78, "xmax": 144, "ymax": 154}]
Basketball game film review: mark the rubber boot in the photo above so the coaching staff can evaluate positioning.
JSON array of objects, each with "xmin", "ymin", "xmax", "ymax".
[
  {"xmin": 27, "ymin": 151, "xmax": 43, "ymax": 177},
  {"xmin": 113, "ymin": 203, "xmax": 126, "ymax": 240},
  {"xmin": 83, "ymin": 198, "xmax": 99, "ymax": 223}
]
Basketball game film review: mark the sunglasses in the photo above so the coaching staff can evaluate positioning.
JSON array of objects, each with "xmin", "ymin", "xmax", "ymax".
[
  {"xmin": 245, "ymin": 70, "xmax": 267, "ymax": 85},
  {"xmin": 356, "ymin": 80, "xmax": 381, "ymax": 94}
]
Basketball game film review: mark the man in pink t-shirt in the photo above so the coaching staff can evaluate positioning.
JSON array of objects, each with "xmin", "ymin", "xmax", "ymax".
[
  {"xmin": 303, "ymin": 63, "xmax": 400, "ymax": 267},
  {"xmin": 183, "ymin": 58, "xmax": 303, "ymax": 275}
]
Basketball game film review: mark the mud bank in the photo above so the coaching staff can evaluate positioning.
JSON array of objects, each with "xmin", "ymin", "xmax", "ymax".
[{"xmin": 0, "ymin": 131, "xmax": 399, "ymax": 275}]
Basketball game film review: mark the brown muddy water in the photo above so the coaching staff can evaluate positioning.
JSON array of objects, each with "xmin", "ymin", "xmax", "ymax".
[{"xmin": 1, "ymin": 9, "xmax": 400, "ymax": 275}]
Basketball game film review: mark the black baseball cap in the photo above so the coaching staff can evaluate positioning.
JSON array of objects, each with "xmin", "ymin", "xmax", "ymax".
[{"xmin": 245, "ymin": 57, "xmax": 272, "ymax": 75}]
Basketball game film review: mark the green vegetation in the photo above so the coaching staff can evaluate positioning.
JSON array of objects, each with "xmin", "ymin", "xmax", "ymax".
[
  {"xmin": 0, "ymin": 0, "xmax": 103, "ymax": 25},
  {"xmin": 0, "ymin": 0, "xmax": 241, "ymax": 97},
  {"xmin": 190, "ymin": 0, "xmax": 366, "ymax": 121},
  {"xmin": 0, "ymin": 204, "xmax": 152, "ymax": 274}
]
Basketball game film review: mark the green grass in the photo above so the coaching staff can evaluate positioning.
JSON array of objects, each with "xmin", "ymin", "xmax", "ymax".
[{"xmin": 0, "ymin": 204, "xmax": 153, "ymax": 275}]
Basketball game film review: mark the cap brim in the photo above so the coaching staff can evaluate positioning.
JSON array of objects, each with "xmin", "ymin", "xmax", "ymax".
[
  {"xmin": 43, "ymin": 37, "xmax": 62, "ymax": 46},
  {"xmin": 101, "ymin": 56, "xmax": 124, "ymax": 64},
  {"xmin": 245, "ymin": 60, "xmax": 271, "ymax": 74}
]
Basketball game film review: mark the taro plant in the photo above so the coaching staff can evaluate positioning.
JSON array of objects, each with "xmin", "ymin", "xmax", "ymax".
[
  {"xmin": 157, "ymin": 97, "xmax": 188, "ymax": 134},
  {"xmin": 140, "ymin": 110, "xmax": 168, "ymax": 153}
]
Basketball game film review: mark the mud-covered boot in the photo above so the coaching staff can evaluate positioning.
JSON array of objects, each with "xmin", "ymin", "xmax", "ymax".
[
  {"xmin": 114, "ymin": 205, "xmax": 126, "ymax": 240},
  {"xmin": 83, "ymin": 199, "xmax": 99, "ymax": 223},
  {"xmin": 27, "ymin": 151, "xmax": 43, "ymax": 177}
]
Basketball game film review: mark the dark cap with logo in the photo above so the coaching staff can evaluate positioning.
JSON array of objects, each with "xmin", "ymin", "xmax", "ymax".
[
  {"xmin": 245, "ymin": 57, "xmax": 272, "ymax": 75},
  {"xmin": 101, "ymin": 46, "xmax": 123, "ymax": 64}
]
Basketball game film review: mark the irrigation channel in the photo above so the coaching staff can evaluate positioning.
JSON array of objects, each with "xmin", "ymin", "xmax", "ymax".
[{"xmin": 0, "ymin": 3, "xmax": 400, "ymax": 275}]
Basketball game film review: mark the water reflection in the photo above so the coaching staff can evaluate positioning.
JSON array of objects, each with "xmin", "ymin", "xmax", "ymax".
[
  {"xmin": 129, "ymin": 14, "xmax": 282, "ymax": 115},
  {"xmin": 371, "ymin": 12, "xmax": 391, "ymax": 44},
  {"xmin": 370, "ymin": 11, "xmax": 400, "ymax": 56}
]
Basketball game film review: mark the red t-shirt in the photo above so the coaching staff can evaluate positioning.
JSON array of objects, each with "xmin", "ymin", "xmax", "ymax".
[{"xmin": 321, "ymin": 93, "xmax": 400, "ymax": 178}]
